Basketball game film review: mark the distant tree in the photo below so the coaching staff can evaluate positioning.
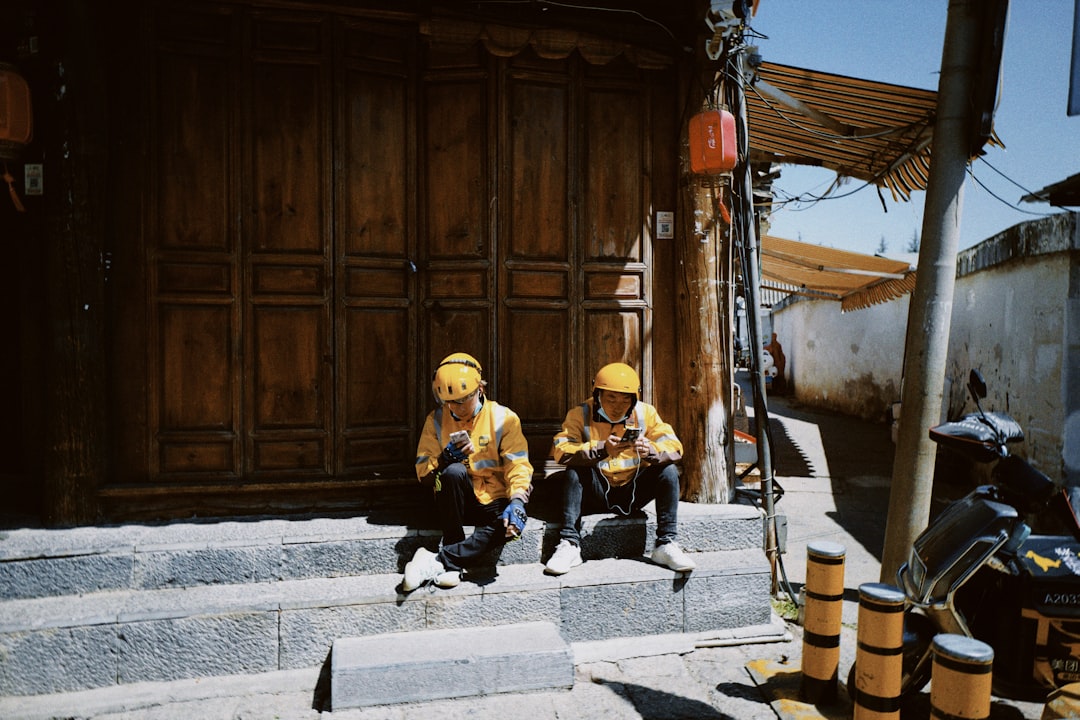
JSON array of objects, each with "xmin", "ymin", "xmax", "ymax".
[
  {"xmin": 906, "ymin": 229, "xmax": 920, "ymax": 253},
  {"xmin": 877, "ymin": 235, "xmax": 888, "ymax": 254}
]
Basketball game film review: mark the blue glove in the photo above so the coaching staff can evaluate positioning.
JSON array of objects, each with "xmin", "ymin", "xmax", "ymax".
[
  {"xmin": 439, "ymin": 441, "xmax": 469, "ymax": 468},
  {"xmin": 500, "ymin": 498, "xmax": 527, "ymax": 539}
]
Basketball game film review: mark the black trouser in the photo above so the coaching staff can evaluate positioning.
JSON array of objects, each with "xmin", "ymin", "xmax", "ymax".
[
  {"xmin": 550, "ymin": 463, "xmax": 681, "ymax": 546},
  {"xmin": 432, "ymin": 462, "xmax": 509, "ymax": 572}
]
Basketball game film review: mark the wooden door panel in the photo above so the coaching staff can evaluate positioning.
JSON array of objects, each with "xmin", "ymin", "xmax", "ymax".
[
  {"xmin": 583, "ymin": 88, "xmax": 644, "ymax": 261},
  {"xmin": 336, "ymin": 25, "xmax": 417, "ymax": 477},
  {"xmin": 341, "ymin": 67, "xmax": 409, "ymax": 257},
  {"xmin": 424, "ymin": 79, "xmax": 488, "ymax": 259},
  {"xmin": 159, "ymin": 305, "xmax": 234, "ymax": 431},
  {"xmin": 157, "ymin": 50, "xmax": 233, "ymax": 251},
  {"xmin": 421, "ymin": 65, "xmax": 492, "ymax": 397},
  {"xmin": 582, "ymin": 310, "xmax": 644, "ymax": 372},
  {"xmin": 585, "ymin": 270, "xmax": 643, "ymax": 300},
  {"xmin": 424, "ymin": 308, "xmax": 492, "ymax": 374},
  {"xmin": 149, "ymin": 11, "xmax": 241, "ymax": 482},
  {"xmin": 250, "ymin": 304, "xmax": 329, "ymax": 472},
  {"xmin": 250, "ymin": 59, "xmax": 326, "ymax": 254},
  {"xmin": 500, "ymin": 70, "xmax": 572, "ymax": 429},
  {"xmin": 507, "ymin": 79, "xmax": 569, "ymax": 261},
  {"xmin": 251, "ymin": 306, "xmax": 326, "ymax": 429},
  {"xmin": 579, "ymin": 83, "xmax": 649, "ymax": 392},
  {"xmin": 246, "ymin": 15, "xmax": 332, "ymax": 477},
  {"xmin": 504, "ymin": 308, "xmax": 568, "ymax": 419},
  {"xmin": 342, "ymin": 306, "xmax": 411, "ymax": 469},
  {"xmin": 157, "ymin": 303, "xmax": 237, "ymax": 476}
]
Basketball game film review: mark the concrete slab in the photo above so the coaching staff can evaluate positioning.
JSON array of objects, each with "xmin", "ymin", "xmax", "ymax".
[{"xmin": 330, "ymin": 621, "xmax": 573, "ymax": 709}]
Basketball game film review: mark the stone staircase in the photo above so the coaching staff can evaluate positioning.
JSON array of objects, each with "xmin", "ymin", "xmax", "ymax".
[{"xmin": 0, "ymin": 485, "xmax": 775, "ymax": 711}]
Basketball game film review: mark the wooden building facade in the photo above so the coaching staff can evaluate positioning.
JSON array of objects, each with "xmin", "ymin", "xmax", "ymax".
[{"xmin": 2, "ymin": 0, "xmax": 732, "ymax": 524}]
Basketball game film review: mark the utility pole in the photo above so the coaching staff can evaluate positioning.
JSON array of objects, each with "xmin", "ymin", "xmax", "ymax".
[{"xmin": 880, "ymin": 0, "xmax": 986, "ymax": 580}]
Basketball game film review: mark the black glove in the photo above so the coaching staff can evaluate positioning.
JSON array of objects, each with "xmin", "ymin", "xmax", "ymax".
[
  {"xmin": 439, "ymin": 441, "xmax": 469, "ymax": 468},
  {"xmin": 500, "ymin": 498, "xmax": 527, "ymax": 539}
]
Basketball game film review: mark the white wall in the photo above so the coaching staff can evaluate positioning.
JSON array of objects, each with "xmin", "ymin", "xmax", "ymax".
[
  {"xmin": 771, "ymin": 294, "xmax": 908, "ymax": 422},
  {"xmin": 768, "ymin": 212, "xmax": 1078, "ymax": 481},
  {"xmin": 945, "ymin": 259, "xmax": 1067, "ymax": 477}
]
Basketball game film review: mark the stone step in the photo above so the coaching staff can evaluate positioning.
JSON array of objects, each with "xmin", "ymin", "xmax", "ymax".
[
  {"xmin": 0, "ymin": 549, "xmax": 772, "ymax": 697},
  {"xmin": 0, "ymin": 500, "xmax": 765, "ymax": 600},
  {"xmin": 0, "ymin": 619, "xmax": 793, "ymax": 720},
  {"xmin": 330, "ymin": 621, "xmax": 574, "ymax": 709}
]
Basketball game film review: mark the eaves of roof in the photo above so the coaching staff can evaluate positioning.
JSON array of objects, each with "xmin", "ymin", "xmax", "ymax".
[{"xmin": 1020, "ymin": 172, "xmax": 1080, "ymax": 207}]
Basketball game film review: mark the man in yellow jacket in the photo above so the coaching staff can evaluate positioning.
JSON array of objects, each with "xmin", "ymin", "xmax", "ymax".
[
  {"xmin": 405, "ymin": 352, "xmax": 534, "ymax": 591},
  {"xmin": 546, "ymin": 362, "xmax": 695, "ymax": 575}
]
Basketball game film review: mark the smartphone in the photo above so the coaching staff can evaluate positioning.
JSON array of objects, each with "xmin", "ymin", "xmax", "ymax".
[
  {"xmin": 449, "ymin": 430, "xmax": 470, "ymax": 445},
  {"xmin": 620, "ymin": 426, "xmax": 641, "ymax": 443}
]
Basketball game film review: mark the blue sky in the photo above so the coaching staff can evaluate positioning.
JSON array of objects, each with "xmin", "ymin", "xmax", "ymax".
[{"xmin": 748, "ymin": 1, "xmax": 1080, "ymax": 256}]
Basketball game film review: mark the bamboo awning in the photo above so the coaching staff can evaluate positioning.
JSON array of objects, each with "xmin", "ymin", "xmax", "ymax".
[{"xmin": 759, "ymin": 235, "xmax": 917, "ymax": 312}]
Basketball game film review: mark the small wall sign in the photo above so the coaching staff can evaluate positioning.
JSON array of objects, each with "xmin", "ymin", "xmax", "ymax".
[{"xmin": 656, "ymin": 211, "xmax": 673, "ymax": 239}]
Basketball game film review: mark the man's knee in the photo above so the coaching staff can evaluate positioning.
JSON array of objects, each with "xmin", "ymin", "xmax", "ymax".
[{"xmin": 550, "ymin": 467, "xmax": 583, "ymax": 487}]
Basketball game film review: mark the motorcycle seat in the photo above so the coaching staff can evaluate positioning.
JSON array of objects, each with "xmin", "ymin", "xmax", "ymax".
[{"xmin": 929, "ymin": 412, "xmax": 1024, "ymax": 462}]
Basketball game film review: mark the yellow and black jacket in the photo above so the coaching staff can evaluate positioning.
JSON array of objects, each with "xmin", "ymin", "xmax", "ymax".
[
  {"xmin": 552, "ymin": 399, "xmax": 682, "ymax": 487},
  {"xmin": 415, "ymin": 399, "xmax": 533, "ymax": 505}
]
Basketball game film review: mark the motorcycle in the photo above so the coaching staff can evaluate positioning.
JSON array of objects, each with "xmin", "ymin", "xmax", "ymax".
[{"xmin": 851, "ymin": 369, "xmax": 1080, "ymax": 702}]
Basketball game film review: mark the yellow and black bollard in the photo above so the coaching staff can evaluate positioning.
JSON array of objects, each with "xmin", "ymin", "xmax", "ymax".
[
  {"xmin": 930, "ymin": 634, "xmax": 994, "ymax": 720},
  {"xmin": 800, "ymin": 540, "xmax": 846, "ymax": 704},
  {"xmin": 852, "ymin": 583, "xmax": 905, "ymax": 719}
]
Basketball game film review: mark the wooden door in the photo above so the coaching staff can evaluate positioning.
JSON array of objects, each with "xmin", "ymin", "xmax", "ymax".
[
  {"xmin": 418, "ymin": 48, "xmax": 495, "ymax": 408},
  {"xmin": 421, "ymin": 49, "xmax": 653, "ymax": 458},
  {"xmin": 244, "ymin": 12, "xmax": 333, "ymax": 478},
  {"xmin": 335, "ymin": 20, "xmax": 419, "ymax": 477},
  {"xmin": 113, "ymin": 3, "xmax": 662, "ymax": 515}
]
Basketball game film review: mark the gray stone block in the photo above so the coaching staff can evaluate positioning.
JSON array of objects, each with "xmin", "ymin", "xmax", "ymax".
[
  {"xmin": 133, "ymin": 546, "xmax": 281, "ymax": 589},
  {"xmin": 425, "ymin": 586, "xmax": 562, "ymax": 632},
  {"xmin": 116, "ymin": 612, "xmax": 278, "ymax": 684},
  {"xmin": 670, "ymin": 503, "xmax": 765, "ymax": 552},
  {"xmin": 0, "ymin": 553, "xmax": 133, "ymax": 600},
  {"xmin": 282, "ymin": 537, "xmax": 400, "ymax": 578},
  {"xmin": 0, "ymin": 625, "xmax": 118, "ymax": 695},
  {"xmin": 560, "ymin": 578, "xmax": 683, "ymax": 641},
  {"xmin": 330, "ymin": 621, "xmax": 573, "ymax": 709},
  {"xmin": 279, "ymin": 602, "xmax": 427, "ymax": 669},
  {"xmin": 684, "ymin": 566, "xmax": 773, "ymax": 632}
]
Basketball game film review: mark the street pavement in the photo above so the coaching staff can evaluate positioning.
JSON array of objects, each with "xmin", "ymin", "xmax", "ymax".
[{"xmin": 9, "ymin": 378, "xmax": 1051, "ymax": 720}]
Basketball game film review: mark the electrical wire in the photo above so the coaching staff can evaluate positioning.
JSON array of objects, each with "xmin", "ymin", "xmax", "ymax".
[
  {"xmin": 966, "ymin": 166, "xmax": 1060, "ymax": 217},
  {"xmin": 722, "ymin": 36, "xmax": 800, "ymax": 606},
  {"xmin": 973, "ymin": 157, "xmax": 1080, "ymax": 211}
]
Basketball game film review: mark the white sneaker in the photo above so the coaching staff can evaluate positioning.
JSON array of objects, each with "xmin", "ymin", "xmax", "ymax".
[
  {"xmin": 435, "ymin": 570, "xmax": 461, "ymax": 588},
  {"xmin": 545, "ymin": 539, "xmax": 583, "ymax": 575},
  {"xmin": 651, "ymin": 541, "xmax": 696, "ymax": 572},
  {"xmin": 403, "ymin": 547, "xmax": 452, "ymax": 591}
]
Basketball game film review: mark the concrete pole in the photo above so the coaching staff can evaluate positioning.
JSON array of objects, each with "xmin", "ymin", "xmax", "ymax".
[{"xmin": 880, "ymin": 0, "xmax": 983, "ymax": 581}]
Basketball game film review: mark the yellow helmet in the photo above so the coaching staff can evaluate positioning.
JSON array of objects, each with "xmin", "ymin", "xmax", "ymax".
[
  {"xmin": 432, "ymin": 353, "xmax": 483, "ymax": 403},
  {"xmin": 593, "ymin": 362, "xmax": 640, "ymax": 398}
]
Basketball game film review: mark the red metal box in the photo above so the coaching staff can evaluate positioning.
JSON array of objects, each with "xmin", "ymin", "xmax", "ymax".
[{"xmin": 688, "ymin": 108, "xmax": 736, "ymax": 174}]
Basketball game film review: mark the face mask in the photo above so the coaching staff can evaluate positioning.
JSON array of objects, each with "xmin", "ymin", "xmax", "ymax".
[
  {"xmin": 450, "ymin": 394, "xmax": 483, "ymax": 421},
  {"xmin": 597, "ymin": 403, "xmax": 628, "ymax": 425}
]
